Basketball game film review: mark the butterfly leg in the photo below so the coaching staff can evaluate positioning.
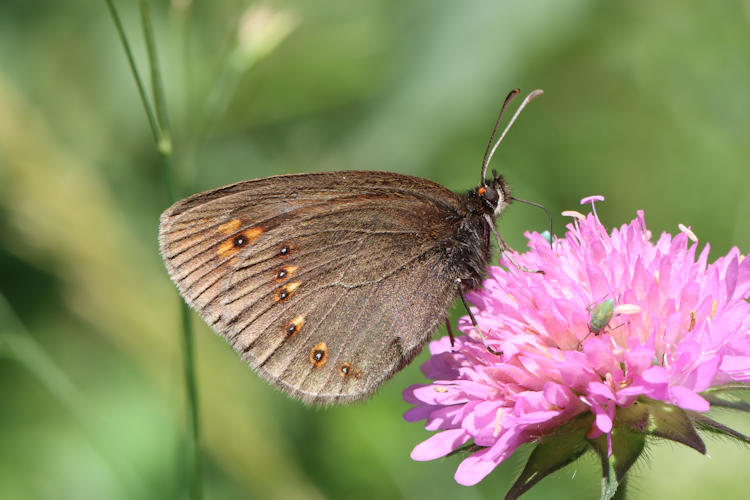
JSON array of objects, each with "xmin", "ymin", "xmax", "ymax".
[
  {"xmin": 445, "ymin": 318, "xmax": 455, "ymax": 347},
  {"xmin": 456, "ymin": 280, "xmax": 502, "ymax": 356},
  {"xmin": 484, "ymin": 214, "xmax": 543, "ymax": 274}
]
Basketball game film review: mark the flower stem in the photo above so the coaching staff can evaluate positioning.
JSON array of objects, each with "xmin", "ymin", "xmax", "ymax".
[{"xmin": 105, "ymin": 1, "xmax": 201, "ymax": 498}]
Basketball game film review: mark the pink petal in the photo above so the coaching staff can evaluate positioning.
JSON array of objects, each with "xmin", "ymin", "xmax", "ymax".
[
  {"xmin": 402, "ymin": 384, "xmax": 426, "ymax": 404},
  {"xmin": 583, "ymin": 337, "xmax": 619, "ymax": 375},
  {"xmin": 454, "ymin": 432, "xmax": 524, "ymax": 486},
  {"xmin": 592, "ymin": 404, "xmax": 613, "ymax": 433},
  {"xmin": 411, "ymin": 429, "xmax": 471, "ymax": 461},
  {"xmin": 670, "ymin": 386, "xmax": 710, "ymax": 412},
  {"xmin": 543, "ymin": 382, "xmax": 578, "ymax": 408},
  {"xmin": 641, "ymin": 366, "xmax": 668, "ymax": 385},
  {"xmin": 411, "ymin": 384, "xmax": 468, "ymax": 406},
  {"xmin": 454, "ymin": 448, "xmax": 500, "ymax": 486},
  {"xmin": 403, "ymin": 405, "xmax": 434, "ymax": 422},
  {"xmin": 587, "ymin": 381, "xmax": 615, "ymax": 400},
  {"xmin": 734, "ymin": 252, "xmax": 750, "ymax": 299},
  {"xmin": 425, "ymin": 405, "xmax": 465, "ymax": 431},
  {"xmin": 719, "ymin": 355, "xmax": 750, "ymax": 377},
  {"xmin": 624, "ymin": 345, "xmax": 655, "ymax": 374}
]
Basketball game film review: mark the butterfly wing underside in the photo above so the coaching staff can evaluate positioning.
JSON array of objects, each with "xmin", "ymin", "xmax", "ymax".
[{"xmin": 159, "ymin": 171, "xmax": 463, "ymax": 404}]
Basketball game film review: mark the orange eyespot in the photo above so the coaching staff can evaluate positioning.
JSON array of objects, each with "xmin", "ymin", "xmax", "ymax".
[
  {"xmin": 309, "ymin": 343, "xmax": 328, "ymax": 367},
  {"xmin": 274, "ymin": 282, "xmax": 301, "ymax": 302},
  {"xmin": 284, "ymin": 315, "xmax": 305, "ymax": 337},
  {"xmin": 217, "ymin": 227, "xmax": 263, "ymax": 257},
  {"xmin": 275, "ymin": 265, "xmax": 298, "ymax": 282}
]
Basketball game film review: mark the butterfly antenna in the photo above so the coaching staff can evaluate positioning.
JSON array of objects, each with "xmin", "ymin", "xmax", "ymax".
[
  {"xmin": 481, "ymin": 88, "xmax": 519, "ymax": 185},
  {"xmin": 481, "ymin": 89, "xmax": 545, "ymax": 185},
  {"xmin": 510, "ymin": 196, "xmax": 553, "ymax": 248}
]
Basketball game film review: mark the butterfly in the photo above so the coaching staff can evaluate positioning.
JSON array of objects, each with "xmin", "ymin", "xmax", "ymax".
[{"xmin": 158, "ymin": 89, "xmax": 543, "ymax": 404}]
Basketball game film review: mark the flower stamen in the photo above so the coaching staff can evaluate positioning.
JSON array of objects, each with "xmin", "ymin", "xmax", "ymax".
[
  {"xmin": 678, "ymin": 223, "xmax": 698, "ymax": 243},
  {"xmin": 689, "ymin": 311, "xmax": 696, "ymax": 331},
  {"xmin": 561, "ymin": 210, "xmax": 585, "ymax": 220}
]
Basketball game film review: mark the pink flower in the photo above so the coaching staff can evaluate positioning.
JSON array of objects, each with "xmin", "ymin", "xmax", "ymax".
[{"xmin": 404, "ymin": 197, "xmax": 750, "ymax": 488}]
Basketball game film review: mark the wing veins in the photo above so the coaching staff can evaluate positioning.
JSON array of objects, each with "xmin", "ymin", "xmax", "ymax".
[
  {"xmin": 254, "ymin": 237, "xmax": 367, "ymax": 369},
  {"xmin": 164, "ymin": 194, "xmax": 435, "ymax": 259},
  {"xmin": 171, "ymin": 175, "xmax": 457, "ymax": 220},
  {"xmin": 187, "ymin": 234, "xmax": 363, "ymax": 302},
  {"xmin": 220, "ymin": 237, "xmax": 369, "ymax": 309}
]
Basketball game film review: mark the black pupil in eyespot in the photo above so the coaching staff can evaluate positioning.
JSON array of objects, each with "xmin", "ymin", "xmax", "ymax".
[
  {"xmin": 280, "ymin": 245, "xmax": 289, "ymax": 255},
  {"xmin": 234, "ymin": 235, "xmax": 246, "ymax": 247},
  {"xmin": 280, "ymin": 290, "xmax": 288, "ymax": 299},
  {"xmin": 341, "ymin": 365, "xmax": 349, "ymax": 374},
  {"xmin": 277, "ymin": 269, "xmax": 287, "ymax": 279},
  {"xmin": 313, "ymin": 350, "xmax": 324, "ymax": 362},
  {"xmin": 286, "ymin": 324, "xmax": 296, "ymax": 334}
]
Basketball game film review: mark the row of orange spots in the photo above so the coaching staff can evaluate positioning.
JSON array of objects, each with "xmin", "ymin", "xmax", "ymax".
[
  {"xmin": 217, "ymin": 226, "xmax": 363, "ymax": 383},
  {"xmin": 303, "ymin": 342, "xmax": 361, "ymax": 379}
]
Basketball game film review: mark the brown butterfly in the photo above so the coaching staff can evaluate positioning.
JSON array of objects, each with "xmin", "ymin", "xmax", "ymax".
[{"xmin": 158, "ymin": 89, "xmax": 543, "ymax": 404}]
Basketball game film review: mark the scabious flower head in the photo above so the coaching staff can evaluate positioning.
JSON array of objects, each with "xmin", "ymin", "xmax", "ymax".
[{"xmin": 404, "ymin": 197, "xmax": 750, "ymax": 490}]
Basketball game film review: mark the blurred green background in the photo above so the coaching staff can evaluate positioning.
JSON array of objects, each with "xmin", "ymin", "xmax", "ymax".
[{"xmin": 1, "ymin": 1, "xmax": 749, "ymax": 499}]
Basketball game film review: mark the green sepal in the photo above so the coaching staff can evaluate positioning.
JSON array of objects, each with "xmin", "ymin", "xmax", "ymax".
[
  {"xmin": 634, "ymin": 398, "xmax": 706, "ymax": 454},
  {"xmin": 701, "ymin": 383, "xmax": 750, "ymax": 413},
  {"xmin": 689, "ymin": 411, "xmax": 750, "ymax": 445},
  {"xmin": 701, "ymin": 382, "xmax": 750, "ymax": 394},
  {"xmin": 701, "ymin": 393, "xmax": 750, "ymax": 412},
  {"xmin": 505, "ymin": 413, "xmax": 593, "ymax": 500}
]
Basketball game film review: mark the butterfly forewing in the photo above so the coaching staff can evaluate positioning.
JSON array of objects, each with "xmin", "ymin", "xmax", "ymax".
[{"xmin": 159, "ymin": 171, "xmax": 465, "ymax": 404}]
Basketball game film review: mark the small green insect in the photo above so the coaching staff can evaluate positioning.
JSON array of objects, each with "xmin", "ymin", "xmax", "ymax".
[{"xmin": 588, "ymin": 298, "xmax": 615, "ymax": 334}]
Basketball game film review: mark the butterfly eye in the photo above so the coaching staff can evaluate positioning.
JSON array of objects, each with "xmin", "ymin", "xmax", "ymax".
[
  {"xmin": 309, "ymin": 343, "xmax": 328, "ymax": 367},
  {"xmin": 480, "ymin": 185, "xmax": 500, "ymax": 207}
]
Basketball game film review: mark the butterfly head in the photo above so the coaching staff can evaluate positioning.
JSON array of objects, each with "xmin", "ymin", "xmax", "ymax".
[{"xmin": 478, "ymin": 170, "xmax": 511, "ymax": 217}]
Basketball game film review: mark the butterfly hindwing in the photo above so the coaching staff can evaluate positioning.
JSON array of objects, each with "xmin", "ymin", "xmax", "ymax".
[{"xmin": 159, "ymin": 171, "xmax": 464, "ymax": 403}]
